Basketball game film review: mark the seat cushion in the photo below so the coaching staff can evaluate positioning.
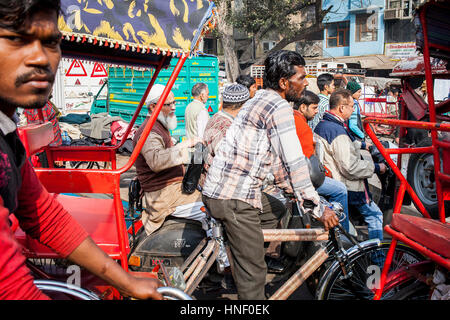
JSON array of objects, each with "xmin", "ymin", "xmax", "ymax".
[
  {"xmin": 391, "ymin": 214, "xmax": 450, "ymax": 259},
  {"xmin": 15, "ymin": 194, "xmax": 128, "ymax": 258}
]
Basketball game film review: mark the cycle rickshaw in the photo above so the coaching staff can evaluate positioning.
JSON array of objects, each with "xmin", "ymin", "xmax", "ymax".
[{"xmin": 11, "ymin": 0, "xmax": 441, "ymax": 301}]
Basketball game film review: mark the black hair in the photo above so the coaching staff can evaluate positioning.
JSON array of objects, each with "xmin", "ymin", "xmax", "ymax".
[
  {"xmin": 293, "ymin": 90, "xmax": 320, "ymax": 110},
  {"xmin": 316, "ymin": 73, "xmax": 334, "ymax": 91},
  {"xmin": 222, "ymin": 101, "xmax": 246, "ymax": 110},
  {"xmin": 236, "ymin": 74, "xmax": 256, "ymax": 89},
  {"xmin": 0, "ymin": 0, "xmax": 61, "ymax": 32},
  {"xmin": 191, "ymin": 82, "xmax": 208, "ymax": 97},
  {"xmin": 329, "ymin": 88, "xmax": 352, "ymax": 110},
  {"xmin": 263, "ymin": 50, "xmax": 306, "ymax": 90}
]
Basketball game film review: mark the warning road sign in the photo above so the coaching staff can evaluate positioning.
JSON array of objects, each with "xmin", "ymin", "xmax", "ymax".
[
  {"xmin": 66, "ymin": 59, "xmax": 87, "ymax": 77},
  {"xmin": 91, "ymin": 63, "xmax": 108, "ymax": 77}
]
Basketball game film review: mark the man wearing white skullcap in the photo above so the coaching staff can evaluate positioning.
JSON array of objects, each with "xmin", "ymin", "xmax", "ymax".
[{"xmin": 132, "ymin": 84, "xmax": 205, "ymax": 235}]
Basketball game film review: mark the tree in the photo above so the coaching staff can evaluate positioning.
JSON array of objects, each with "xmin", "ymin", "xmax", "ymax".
[{"xmin": 214, "ymin": 0, "xmax": 333, "ymax": 81}]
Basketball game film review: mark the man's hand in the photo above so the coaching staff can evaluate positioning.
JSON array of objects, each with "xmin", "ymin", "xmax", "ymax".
[
  {"xmin": 378, "ymin": 163, "xmax": 387, "ymax": 174},
  {"xmin": 319, "ymin": 206, "xmax": 340, "ymax": 231},
  {"xmin": 178, "ymin": 137, "xmax": 203, "ymax": 149},
  {"xmin": 124, "ymin": 276, "xmax": 164, "ymax": 300}
]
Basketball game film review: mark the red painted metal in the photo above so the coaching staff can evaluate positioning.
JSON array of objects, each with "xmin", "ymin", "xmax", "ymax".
[
  {"xmin": 372, "ymin": 1, "xmax": 450, "ymax": 301},
  {"xmin": 374, "ymin": 238, "xmax": 398, "ymax": 300}
]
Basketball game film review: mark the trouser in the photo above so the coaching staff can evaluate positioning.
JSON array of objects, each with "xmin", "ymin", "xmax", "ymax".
[
  {"xmin": 316, "ymin": 177, "xmax": 350, "ymax": 232},
  {"xmin": 354, "ymin": 201, "xmax": 384, "ymax": 241},
  {"xmin": 202, "ymin": 192, "xmax": 285, "ymax": 300}
]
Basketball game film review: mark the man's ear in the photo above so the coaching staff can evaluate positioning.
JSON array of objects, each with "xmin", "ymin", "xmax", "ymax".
[{"xmin": 279, "ymin": 77, "xmax": 288, "ymax": 90}]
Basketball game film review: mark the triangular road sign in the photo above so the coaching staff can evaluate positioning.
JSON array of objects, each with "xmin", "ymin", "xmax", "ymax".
[
  {"xmin": 91, "ymin": 63, "xmax": 108, "ymax": 77},
  {"xmin": 66, "ymin": 59, "xmax": 87, "ymax": 77},
  {"xmin": 75, "ymin": 79, "xmax": 81, "ymax": 85}
]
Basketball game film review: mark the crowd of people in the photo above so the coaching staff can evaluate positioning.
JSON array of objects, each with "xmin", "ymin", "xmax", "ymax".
[{"xmin": 0, "ymin": 0, "xmax": 396, "ymax": 301}]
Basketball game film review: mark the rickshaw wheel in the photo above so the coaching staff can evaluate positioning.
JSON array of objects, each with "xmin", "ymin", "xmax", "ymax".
[{"xmin": 407, "ymin": 137, "xmax": 450, "ymax": 219}]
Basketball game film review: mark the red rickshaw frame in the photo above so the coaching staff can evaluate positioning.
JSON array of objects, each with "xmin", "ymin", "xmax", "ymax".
[{"xmin": 367, "ymin": 1, "xmax": 450, "ymax": 300}]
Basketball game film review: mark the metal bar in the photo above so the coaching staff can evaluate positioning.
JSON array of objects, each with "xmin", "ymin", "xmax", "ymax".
[
  {"xmin": 364, "ymin": 117, "xmax": 450, "ymax": 132},
  {"xmin": 269, "ymin": 248, "xmax": 329, "ymax": 300},
  {"xmin": 113, "ymin": 173, "xmax": 129, "ymax": 271},
  {"xmin": 183, "ymin": 239, "xmax": 215, "ymax": 282},
  {"xmin": 119, "ymin": 53, "xmax": 188, "ymax": 175},
  {"xmin": 184, "ymin": 240, "xmax": 216, "ymax": 292},
  {"xmin": 420, "ymin": 5, "xmax": 446, "ymax": 223},
  {"xmin": 364, "ymin": 123, "xmax": 431, "ymax": 219},
  {"xmin": 262, "ymin": 228, "xmax": 329, "ymax": 242},
  {"xmin": 373, "ymin": 238, "xmax": 398, "ymax": 300},
  {"xmin": 180, "ymin": 238, "xmax": 208, "ymax": 273},
  {"xmin": 384, "ymin": 225, "xmax": 450, "ymax": 270},
  {"xmin": 113, "ymin": 55, "xmax": 167, "ymax": 151},
  {"xmin": 185, "ymin": 242, "xmax": 220, "ymax": 295}
]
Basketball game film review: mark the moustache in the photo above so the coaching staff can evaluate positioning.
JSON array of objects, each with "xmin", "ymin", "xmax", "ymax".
[{"xmin": 15, "ymin": 68, "xmax": 55, "ymax": 87}]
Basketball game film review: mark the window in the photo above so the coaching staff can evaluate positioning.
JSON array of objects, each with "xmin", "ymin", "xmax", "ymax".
[
  {"xmin": 263, "ymin": 41, "xmax": 276, "ymax": 53},
  {"xmin": 356, "ymin": 13, "xmax": 378, "ymax": 42},
  {"xmin": 326, "ymin": 22, "xmax": 349, "ymax": 47}
]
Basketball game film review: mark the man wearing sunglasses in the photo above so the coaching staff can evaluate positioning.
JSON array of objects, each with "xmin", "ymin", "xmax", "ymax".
[{"xmin": 132, "ymin": 84, "xmax": 205, "ymax": 236}]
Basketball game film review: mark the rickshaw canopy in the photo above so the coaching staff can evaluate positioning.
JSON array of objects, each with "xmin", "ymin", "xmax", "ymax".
[{"xmin": 58, "ymin": 0, "xmax": 217, "ymax": 67}]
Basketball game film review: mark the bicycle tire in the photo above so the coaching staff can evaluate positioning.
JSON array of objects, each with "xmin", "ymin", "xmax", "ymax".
[{"xmin": 316, "ymin": 240, "xmax": 428, "ymax": 300}]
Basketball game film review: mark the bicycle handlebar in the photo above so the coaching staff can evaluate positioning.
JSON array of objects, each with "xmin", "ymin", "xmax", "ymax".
[{"xmin": 157, "ymin": 286, "xmax": 193, "ymax": 300}]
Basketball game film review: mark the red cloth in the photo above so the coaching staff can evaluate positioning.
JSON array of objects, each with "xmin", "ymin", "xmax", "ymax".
[
  {"xmin": 293, "ymin": 110, "xmax": 315, "ymax": 158},
  {"xmin": 0, "ymin": 161, "xmax": 89, "ymax": 299}
]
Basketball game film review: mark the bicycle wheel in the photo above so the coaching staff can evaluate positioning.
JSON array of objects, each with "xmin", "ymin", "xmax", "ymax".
[{"xmin": 316, "ymin": 241, "xmax": 429, "ymax": 300}]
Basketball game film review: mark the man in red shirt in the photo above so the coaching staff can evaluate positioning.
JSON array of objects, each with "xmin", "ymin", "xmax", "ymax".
[
  {"xmin": 0, "ymin": 0, "xmax": 162, "ymax": 299},
  {"xmin": 293, "ymin": 90, "xmax": 350, "ymax": 231}
]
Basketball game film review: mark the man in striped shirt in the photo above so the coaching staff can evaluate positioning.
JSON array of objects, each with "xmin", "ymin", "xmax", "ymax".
[
  {"xmin": 202, "ymin": 50, "xmax": 339, "ymax": 300},
  {"xmin": 308, "ymin": 73, "xmax": 335, "ymax": 130}
]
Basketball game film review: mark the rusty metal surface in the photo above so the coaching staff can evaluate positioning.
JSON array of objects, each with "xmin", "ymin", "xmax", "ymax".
[
  {"xmin": 269, "ymin": 248, "xmax": 329, "ymax": 300},
  {"xmin": 263, "ymin": 228, "xmax": 329, "ymax": 242}
]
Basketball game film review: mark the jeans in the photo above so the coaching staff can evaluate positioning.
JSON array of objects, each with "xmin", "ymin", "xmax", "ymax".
[
  {"xmin": 355, "ymin": 201, "xmax": 384, "ymax": 241},
  {"xmin": 316, "ymin": 177, "xmax": 350, "ymax": 232}
]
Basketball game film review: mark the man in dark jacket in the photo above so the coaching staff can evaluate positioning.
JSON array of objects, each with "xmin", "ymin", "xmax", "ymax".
[{"xmin": 314, "ymin": 89, "xmax": 386, "ymax": 241}]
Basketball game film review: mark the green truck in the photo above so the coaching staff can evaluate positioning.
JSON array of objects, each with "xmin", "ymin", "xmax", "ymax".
[{"xmin": 90, "ymin": 54, "xmax": 219, "ymax": 141}]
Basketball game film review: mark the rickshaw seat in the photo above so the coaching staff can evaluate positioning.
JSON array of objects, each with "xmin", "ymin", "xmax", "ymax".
[
  {"xmin": 17, "ymin": 122, "xmax": 53, "ymax": 156},
  {"xmin": 14, "ymin": 194, "xmax": 128, "ymax": 258},
  {"xmin": 390, "ymin": 214, "xmax": 450, "ymax": 259}
]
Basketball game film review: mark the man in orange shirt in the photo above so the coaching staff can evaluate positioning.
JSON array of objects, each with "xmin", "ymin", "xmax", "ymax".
[{"xmin": 293, "ymin": 90, "xmax": 349, "ymax": 231}]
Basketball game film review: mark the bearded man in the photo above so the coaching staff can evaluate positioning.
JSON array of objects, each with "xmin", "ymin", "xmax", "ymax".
[{"xmin": 132, "ymin": 84, "xmax": 205, "ymax": 236}]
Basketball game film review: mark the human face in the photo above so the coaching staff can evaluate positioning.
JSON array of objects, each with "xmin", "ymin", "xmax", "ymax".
[
  {"xmin": 300, "ymin": 103, "xmax": 319, "ymax": 121},
  {"xmin": 326, "ymin": 80, "xmax": 336, "ymax": 95},
  {"xmin": 0, "ymin": 10, "xmax": 61, "ymax": 117},
  {"xmin": 161, "ymin": 92, "xmax": 176, "ymax": 118},
  {"xmin": 353, "ymin": 89, "xmax": 362, "ymax": 100},
  {"xmin": 200, "ymin": 87, "xmax": 209, "ymax": 104},
  {"xmin": 249, "ymin": 83, "xmax": 257, "ymax": 98},
  {"xmin": 284, "ymin": 65, "xmax": 308, "ymax": 103},
  {"xmin": 340, "ymin": 97, "xmax": 355, "ymax": 120}
]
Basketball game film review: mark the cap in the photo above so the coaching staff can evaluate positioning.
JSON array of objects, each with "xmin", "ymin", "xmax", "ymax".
[{"xmin": 222, "ymin": 83, "xmax": 250, "ymax": 104}]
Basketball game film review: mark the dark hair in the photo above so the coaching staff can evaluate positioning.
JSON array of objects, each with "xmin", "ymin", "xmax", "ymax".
[
  {"xmin": 263, "ymin": 50, "xmax": 306, "ymax": 90},
  {"xmin": 191, "ymin": 82, "xmax": 208, "ymax": 97},
  {"xmin": 222, "ymin": 101, "xmax": 246, "ymax": 110},
  {"xmin": 293, "ymin": 90, "xmax": 320, "ymax": 110},
  {"xmin": 236, "ymin": 74, "xmax": 256, "ymax": 89},
  {"xmin": 329, "ymin": 88, "xmax": 352, "ymax": 110},
  {"xmin": 0, "ymin": 0, "xmax": 61, "ymax": 32},
  {"xmin": 317, "ymin": 73, "xmax": 334, "ymax": 91}
]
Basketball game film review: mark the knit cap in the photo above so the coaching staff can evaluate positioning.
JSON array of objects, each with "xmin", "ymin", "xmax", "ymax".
[
  {"xmin": 346, "ymin": 81, "xmax": 362, "ymax": 94},
  {"xmin": 222, "ymin": 83, "xmax": 250, "ymax": 104},
  {"xmin": 145, "ymin": 84, "xmax": 166, "ymax": 105}
]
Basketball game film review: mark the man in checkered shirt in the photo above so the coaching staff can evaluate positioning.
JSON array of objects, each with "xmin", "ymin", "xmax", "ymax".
[{"xmin": 202, "ymin": 50, "xmax": 339, "ymax": 300}]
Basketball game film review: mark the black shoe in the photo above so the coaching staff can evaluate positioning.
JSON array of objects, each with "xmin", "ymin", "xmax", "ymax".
[
  {"xmin": 265, "ymin": 256, "xmax": 286, "ymax": 274},
  {"xmin": 221, "ymin": 273, "xmax": 236, "ymax": 290}
]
